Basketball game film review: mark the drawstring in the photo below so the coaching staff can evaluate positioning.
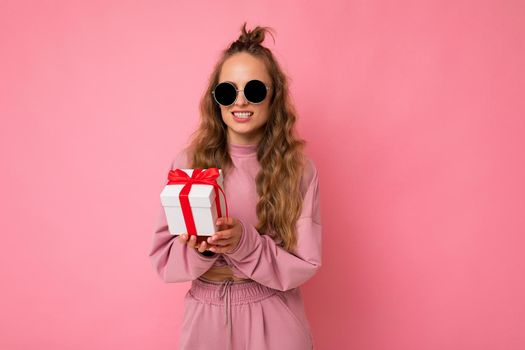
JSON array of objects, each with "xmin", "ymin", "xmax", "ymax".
[{"xmin": 218, "ymin": 279, "xmax": 234, "ymax": 350}]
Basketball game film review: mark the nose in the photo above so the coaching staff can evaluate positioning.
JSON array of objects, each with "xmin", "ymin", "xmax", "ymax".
[{"xmin": 234, "ymin": 89, "xmax": 248, "ymax": 106}]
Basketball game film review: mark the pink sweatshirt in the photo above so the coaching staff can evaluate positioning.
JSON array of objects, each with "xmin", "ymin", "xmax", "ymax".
[{"xmin": 148, "ymin": 142, "xmax": 322, "ymax": 291}]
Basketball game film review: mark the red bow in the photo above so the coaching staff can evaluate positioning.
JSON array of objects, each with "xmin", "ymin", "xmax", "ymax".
[{"xmin": 167, "ymin": 168, "xmax": 229, "ymax": 237}]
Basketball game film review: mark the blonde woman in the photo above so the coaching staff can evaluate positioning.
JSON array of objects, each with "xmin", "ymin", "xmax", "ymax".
[{"xmin": 149, "ymin": 22, "xmax": 322, "ymax": 350}]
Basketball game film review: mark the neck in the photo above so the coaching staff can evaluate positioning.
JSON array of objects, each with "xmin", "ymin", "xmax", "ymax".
[
  {"xmin": 227, "ymin": 142, "xmax": 258, "ymax": 157},
  {"xmin": 227, "ymin": 129, "xmax": 263, "ymax": 146}
]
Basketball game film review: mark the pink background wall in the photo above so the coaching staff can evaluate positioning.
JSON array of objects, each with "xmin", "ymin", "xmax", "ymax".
[{"xmin": 1, "ymin": 1, "xmax": 524, "ymax": 349}]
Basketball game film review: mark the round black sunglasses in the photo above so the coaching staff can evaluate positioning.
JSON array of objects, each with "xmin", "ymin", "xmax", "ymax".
[{"xmin": 212, "ymin": 79, "xmax": 271, "ymax": 107}]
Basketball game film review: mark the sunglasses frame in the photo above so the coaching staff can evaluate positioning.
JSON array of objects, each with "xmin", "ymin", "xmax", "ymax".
[{"xmin": 211, "ymin": 79, "xmax": 272, "ymax": 107}]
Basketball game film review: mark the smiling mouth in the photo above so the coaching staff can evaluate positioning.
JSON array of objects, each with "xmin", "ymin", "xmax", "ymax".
[{"xmin": 232, "ymin": 111, "xmax": 254, "ymax": 119}]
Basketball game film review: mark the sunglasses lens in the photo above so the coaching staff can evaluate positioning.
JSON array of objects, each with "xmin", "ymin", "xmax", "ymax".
[
  {"xmin": 244, "ymin": 80, "xmax": 267, "ymax": 104},
  {"xmin": 214, "ymin": 82, "xmax": 237, "ymax": 106}
]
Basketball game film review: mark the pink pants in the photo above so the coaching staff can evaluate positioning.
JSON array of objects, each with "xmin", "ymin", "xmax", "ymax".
[{"xmin": 178, "ymin": 277, "xmax": 314, "ymax": 350}]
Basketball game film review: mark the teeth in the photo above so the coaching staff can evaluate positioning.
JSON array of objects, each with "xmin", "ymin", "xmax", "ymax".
[{"xmin": 233, "ymin": 112, "xmax": 253, "ymax": 118}]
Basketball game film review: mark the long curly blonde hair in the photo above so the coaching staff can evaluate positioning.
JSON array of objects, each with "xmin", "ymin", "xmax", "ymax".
[{"xmin": 186, "ymin": 22, "xmax": 307, "ymax": 252}]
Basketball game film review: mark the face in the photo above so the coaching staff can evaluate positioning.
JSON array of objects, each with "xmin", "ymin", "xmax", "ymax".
[{"xmin": 216, "ymin": 52, "xmax": 272, "ymax": 145}]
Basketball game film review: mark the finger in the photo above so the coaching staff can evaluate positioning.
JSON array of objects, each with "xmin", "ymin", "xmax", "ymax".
[
  {"xmin": 207, "ymin": 230, "xmax": 231, "ymax": 244},
  {"xmin": 177, "ymin": 234, "xmax": 188, "ymax": 245},
  {"xmin": 209, "ymin": 237, "xmax": 234, "ymax": 247},
  {"xmin": 197, "ymin": 240, "xmax": 208, "ymax": 253},
  {"xmin": 210, "ymin": 244, "xmax": 233, "ymax": 254},
  {"xmin": 187, "ymin": 235, "xmax": 197, "ymax": 248}
]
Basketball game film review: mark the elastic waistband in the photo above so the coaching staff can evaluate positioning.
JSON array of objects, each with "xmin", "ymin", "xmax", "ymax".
[{"xmin": 190, "ymin": 277, "xmax": 278, "ymax": 305}]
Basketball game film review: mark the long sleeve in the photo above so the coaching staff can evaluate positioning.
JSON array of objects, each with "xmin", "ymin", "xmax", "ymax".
[
  {"xmin": 148, "ymin": 149, "xmax": 220, "ymax": 283},
  {"xmin": 224, "ymin": 158, "xmax": 322, "ymax": 291}
]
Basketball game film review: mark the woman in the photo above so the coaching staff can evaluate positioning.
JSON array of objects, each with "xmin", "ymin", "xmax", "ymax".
[{"xmin": 149, "ymin": 22, "xmax": 322, "ymax": 350}]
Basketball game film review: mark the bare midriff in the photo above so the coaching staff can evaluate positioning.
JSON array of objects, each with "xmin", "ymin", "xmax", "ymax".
[{"xmin": 200, "ymin": 266, "xmax": 252, "ymax": 282}]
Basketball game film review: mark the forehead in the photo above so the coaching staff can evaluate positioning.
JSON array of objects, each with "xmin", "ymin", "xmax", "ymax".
[{"xmin": 219, "ymin": 52, "xmax": 270, "ymax": 85}]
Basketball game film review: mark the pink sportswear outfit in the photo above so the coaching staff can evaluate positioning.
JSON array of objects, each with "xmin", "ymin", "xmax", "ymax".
[{"xmin": 148, "ymin": 142, "xmax": 322, "ymax": 350}]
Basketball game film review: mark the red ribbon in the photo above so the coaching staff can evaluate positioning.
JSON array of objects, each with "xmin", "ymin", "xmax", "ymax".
[{"xmin": 167, "ymin": 168, "xmax": 229, "ymax": 237}]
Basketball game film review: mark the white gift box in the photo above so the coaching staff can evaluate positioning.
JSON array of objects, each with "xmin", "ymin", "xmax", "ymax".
[{"xmin": 160, "ymin": 169, "xmax": 226, "ymax": 236}]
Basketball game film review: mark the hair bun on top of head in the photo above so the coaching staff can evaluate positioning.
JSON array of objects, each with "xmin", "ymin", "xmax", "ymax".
[{"xmin": 235, "ymin": 22, "xmax": 275, "ymax": 47}]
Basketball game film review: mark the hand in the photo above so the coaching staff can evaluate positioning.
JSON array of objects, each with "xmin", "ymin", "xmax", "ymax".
[
  {"xmin": 206, "ymin": 216, "xmax": 243, "ymax": 254},
  {"xmin": 177, "ymin": 233, "xmax": 213, "ymax": 253}
]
